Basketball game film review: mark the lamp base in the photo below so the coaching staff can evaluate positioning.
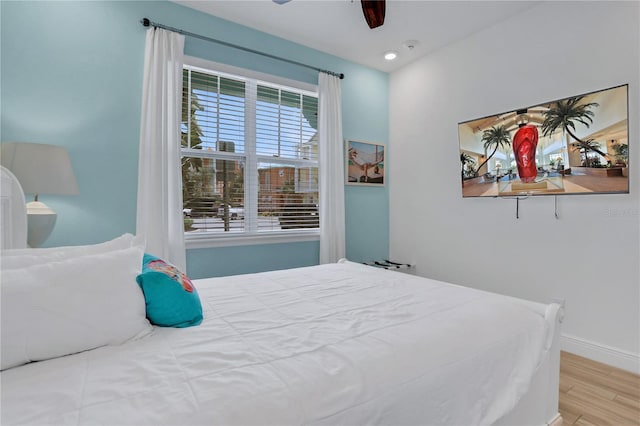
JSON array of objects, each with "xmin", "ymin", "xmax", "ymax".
[{"xmin": 26, "ymin": 201, "xmax": 57, "ymax": 247}]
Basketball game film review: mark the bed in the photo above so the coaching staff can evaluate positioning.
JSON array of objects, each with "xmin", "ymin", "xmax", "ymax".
[{"xmin": 0, "ymin": 166, "xmax": 563, "ymax": 425}]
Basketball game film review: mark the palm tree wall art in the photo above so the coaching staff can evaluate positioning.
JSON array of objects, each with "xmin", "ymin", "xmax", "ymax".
[
  {"xmin": 457, "ymin": 84, "xmax": 629, "ymax": 197},
  {"xmin": 460, "ymin": 152, "xmax": 477, "ymax": 180},
  {"xmin": 540, "ymin": 96, "xmax": 609, "ymax": 166},
  {"xmin": 475, "ymin": 125, "xmax": 511, "ymax": 178}
]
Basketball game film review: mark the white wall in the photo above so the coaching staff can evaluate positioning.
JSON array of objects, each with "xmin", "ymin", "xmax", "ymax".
[{"xmin": 389, "ymin": 1, "xmax": 639, "ymax": 372}]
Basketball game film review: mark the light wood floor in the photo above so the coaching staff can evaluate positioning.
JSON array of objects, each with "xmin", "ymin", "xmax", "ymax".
[{"xmin": 559, "ymin": 351, "xmax": 640, "ymax": 425}]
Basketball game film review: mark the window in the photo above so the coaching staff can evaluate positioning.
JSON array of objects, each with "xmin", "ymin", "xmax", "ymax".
[{"xmin": 181, "ymin": 62, "xmax": 319, "ymax": 245}]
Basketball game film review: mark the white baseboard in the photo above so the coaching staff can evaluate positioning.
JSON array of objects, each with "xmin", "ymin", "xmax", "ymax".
[{"xmin": 561, "ymin": 333, "xmax": 640, "ymax": 374}]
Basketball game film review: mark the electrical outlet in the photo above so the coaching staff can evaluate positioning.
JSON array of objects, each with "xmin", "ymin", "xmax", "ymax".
[{"xmin": 552, "ymin": 298, "xmax": 566, "ymax": 309}]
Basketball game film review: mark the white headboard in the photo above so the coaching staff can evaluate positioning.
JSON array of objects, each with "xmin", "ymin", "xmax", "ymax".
[{"xmin": 1, "ymin": 165, "xmax": 28, "ymax": 249}]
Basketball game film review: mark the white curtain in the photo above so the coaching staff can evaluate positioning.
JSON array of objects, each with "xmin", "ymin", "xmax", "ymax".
[
  {"xmin": 136, "ymin": 28, "xmax": 186, "ymax": 271},
  {"xmin": 318, "ymin": 73, "xmax": 345, "ymax": 264}
]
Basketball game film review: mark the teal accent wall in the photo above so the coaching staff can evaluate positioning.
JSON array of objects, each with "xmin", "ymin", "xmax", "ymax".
[
  {"xmin": 1, "ymin": 1, "xmax": 389, "ymax": 277},
  {"xmin": 188, "ymin": 241, "xmax": 320, "ymax": 279}
]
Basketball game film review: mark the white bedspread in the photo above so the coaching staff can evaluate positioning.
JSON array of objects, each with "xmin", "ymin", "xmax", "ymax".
[{"xmin": 1, "ymin": 260, "xmax": 553, "ymax": 425}]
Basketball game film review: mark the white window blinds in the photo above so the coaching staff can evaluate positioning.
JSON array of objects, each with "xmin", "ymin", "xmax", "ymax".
[{"xmin": 181, "ymin": 65, "xmax": 319, "ymax": 237}]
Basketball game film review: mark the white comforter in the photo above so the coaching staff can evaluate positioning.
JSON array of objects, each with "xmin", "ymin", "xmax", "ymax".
[{"xmin": 1, "ymin": 260, "xmax": 554, "ymax": 425}]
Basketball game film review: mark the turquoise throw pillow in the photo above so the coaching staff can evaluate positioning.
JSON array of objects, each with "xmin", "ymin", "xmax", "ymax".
[{"xmin": 136, "ymin": 254, "xmax": 203, "ymax": 328}]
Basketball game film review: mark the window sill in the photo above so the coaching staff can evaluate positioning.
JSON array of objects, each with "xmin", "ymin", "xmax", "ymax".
[{"xmin": 185, "ymin": 230, "xmax": 320, "ymax": 249}]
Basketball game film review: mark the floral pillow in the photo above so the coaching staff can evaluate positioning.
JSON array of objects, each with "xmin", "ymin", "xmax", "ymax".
[{"xmin": 136, "ymin": 254, "xmax": 203, "ymax": 328}]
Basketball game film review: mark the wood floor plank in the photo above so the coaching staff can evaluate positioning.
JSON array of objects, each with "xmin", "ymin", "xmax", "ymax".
[
  {"xmin": 559, "ymin": 375, "xmax": 574, "ymax": 393},
  {"xmin": 559, "ymin": 351, "xmax": 640, "ymax": 426},
  {"xmin": 562, "ymin": 356, "xmax": 612, "ymax": 377},
  {"xmin": 563, "ymin": 375, "xmax": 618, "ymax": 400},
  {"xmin": 616, "ymin": 393, "xmax": 640, "ymax": 411},
  {"xmin": 562, "ymin": 392, "xmax": 635, "ymax": 426},
  {"xmin": 574, "ymin": 416, "xmax": 601, "ymax": 426},
  {"xmin": 558, "ymin": 401, "xmax": 582, "ymax": 425},
  {"xmin": 567, "ymin": 386, "xmax": 640, "ymax": 423},
  {"xmin": 562, "ymin": 357, "xmax": 610, "ymax": 380},
  {"xmin": 610, "ymin": 368, "xmax": 640, "ymax": 389},
  {"xmin": 562, "ymin": 361, "xmax": 640, "ymax": 399}
]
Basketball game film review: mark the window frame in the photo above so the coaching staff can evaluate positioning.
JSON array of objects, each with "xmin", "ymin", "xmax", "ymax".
[{"xmin": 182, "ymin": 56, "xmax": 320, "ymax": 249}]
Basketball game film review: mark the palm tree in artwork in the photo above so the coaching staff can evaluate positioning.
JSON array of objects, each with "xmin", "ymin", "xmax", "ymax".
[
  {"xmin": 460, "ymin": 152, "xmax": 477, "ymax": 179},
  {"xmin": 475, "ymin": 125, "xmax": 512, "ymax": 176},
  {"xmin": 541, "ymin": 96, "xmax": 608, "ymax": 162},
  {"xmin": 571, "ymin": 138, "xmax": 603, "ymax": 167}
]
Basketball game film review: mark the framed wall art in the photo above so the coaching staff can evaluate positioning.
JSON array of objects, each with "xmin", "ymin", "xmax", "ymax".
[
  {"xmin": 458, "ymin": 84, "xmax": 628, "ymax": 197},
  {"xmin": 346, "ymin": 139, "xmax": 385, "ymax": 186}
]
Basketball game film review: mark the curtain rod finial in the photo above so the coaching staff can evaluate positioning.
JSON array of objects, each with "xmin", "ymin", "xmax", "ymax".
[
  {"xmin": 142, "ymin": 18, "xmax": 151, "ymax": 27},
  {"xmin": 339, "ymin": 73, "xmax": 345, "ymax": 80}
]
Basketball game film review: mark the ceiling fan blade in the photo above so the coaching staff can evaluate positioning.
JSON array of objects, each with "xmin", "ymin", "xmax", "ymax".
[
  {"xmin": 272, "ymin": 0, "xmax": 292, "ymax": 4},
  {"xmin": 361, "ymin": 0, "xmax": 385, "ymax": 29}
]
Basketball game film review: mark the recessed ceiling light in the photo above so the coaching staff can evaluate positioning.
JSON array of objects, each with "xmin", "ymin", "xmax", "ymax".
[{"xmin": 384, "ymin": 51, "xmax": 398, "ymax": 61}]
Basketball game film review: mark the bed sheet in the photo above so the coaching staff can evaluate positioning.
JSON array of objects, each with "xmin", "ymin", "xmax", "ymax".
[{"xmin": 1, "ymin": 260, "xmax": 553, "ymax": 425}]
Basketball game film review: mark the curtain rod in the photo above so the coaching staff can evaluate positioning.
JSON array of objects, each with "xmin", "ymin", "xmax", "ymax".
[{"xmin": 141, "ymin": 18, "xmax": 344, "ymax": 80}]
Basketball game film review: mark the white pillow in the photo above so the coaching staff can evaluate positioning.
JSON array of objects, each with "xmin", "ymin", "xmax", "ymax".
[
  {"xmin": 1, "ymin": 233, "xmax": 144, "ymax": 269},
  {"xmin": 1, "ymin": 244, "xmax": 152, "ymax": 371}
]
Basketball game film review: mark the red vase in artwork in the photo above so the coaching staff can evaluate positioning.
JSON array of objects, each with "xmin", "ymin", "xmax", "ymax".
[{"xmin": 512, "ymin": 124, "xmax": 539, "ymax": 183}]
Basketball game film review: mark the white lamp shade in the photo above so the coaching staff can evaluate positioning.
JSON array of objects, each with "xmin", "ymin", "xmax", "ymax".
[{"xmin": 0, "ymin": 142, "xmax": 79, "ymax": 196}]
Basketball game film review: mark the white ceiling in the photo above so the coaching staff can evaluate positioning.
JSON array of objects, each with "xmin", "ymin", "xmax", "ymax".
[{"xmin": 172, "ymin": 0, "xmax": 541, "ymax": 73}]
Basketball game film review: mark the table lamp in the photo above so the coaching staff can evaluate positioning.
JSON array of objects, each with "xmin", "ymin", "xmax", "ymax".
[{"xmin": 1, "ymin": 142, "xmax": 79, "ymax": 247}]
